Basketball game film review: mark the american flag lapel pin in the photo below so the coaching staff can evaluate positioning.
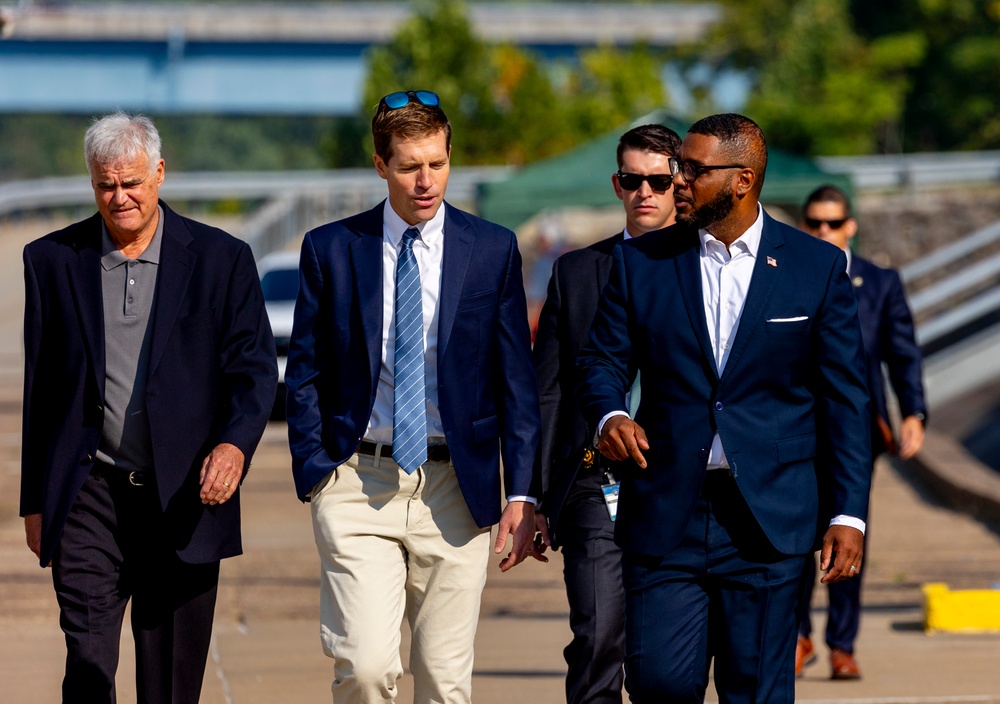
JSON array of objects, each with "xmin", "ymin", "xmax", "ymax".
[{"xmin": 766, "ymin": 256, "xmax": 777, "ymax": 267}]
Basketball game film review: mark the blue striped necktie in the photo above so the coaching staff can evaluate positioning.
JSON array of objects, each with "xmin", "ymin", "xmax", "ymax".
[{"xmin": 392, "ymin": 227, "xmax": 426, "ymax": 474}]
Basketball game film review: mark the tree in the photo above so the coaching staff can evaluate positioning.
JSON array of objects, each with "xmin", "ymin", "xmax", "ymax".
[
  {"xmin": 697, "ymin": 0, "xmax": 924, "ymax": 155},
  {"xmin": 362, "ymin": 0, "xmax": 671, "ymax": 166}
]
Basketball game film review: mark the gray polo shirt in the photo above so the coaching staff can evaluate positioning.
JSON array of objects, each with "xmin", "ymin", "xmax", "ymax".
[{"xmin": 95, "ymin": 207, "xmax": 163, "ymax": 473}]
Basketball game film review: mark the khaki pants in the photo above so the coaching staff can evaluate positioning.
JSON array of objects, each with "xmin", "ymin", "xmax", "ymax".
[{"xmin": 311, "ymin": 452, "xmax": 491, "ymax": 704}]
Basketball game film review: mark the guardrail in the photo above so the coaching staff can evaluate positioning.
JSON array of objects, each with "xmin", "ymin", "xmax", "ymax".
[
  {"xmin": 0, "ymin": 167, "xmax": 511, "ymax": 251},
  {"xmin": 817, "ymin": 151, "xmax": 1000, "ymax": 190},
  {"xmin": 902, "ymin": 217, "xmax": 1000, "ymax": 350}
]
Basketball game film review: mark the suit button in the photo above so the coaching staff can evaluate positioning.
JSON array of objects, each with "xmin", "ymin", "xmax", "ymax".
[
  {"xmin": 82, "ymin": 454, "xmax": 94, "ymax": 464},
  {"xmin": 96, "ymin": 404, "xmax": 103, "ymax": 412},
  {"xmin": 699, "ymin": 448, "xmax": 709, "ymax": 458},
  {"xmin": 715, "ymin": 402, "xmax": 724, "ymax": 411}
]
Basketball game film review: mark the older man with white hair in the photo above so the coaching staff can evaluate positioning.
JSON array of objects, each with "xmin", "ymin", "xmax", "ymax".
[{"xmin": 20, "ymin": 111, "xmax": 277, "ymax": 704}]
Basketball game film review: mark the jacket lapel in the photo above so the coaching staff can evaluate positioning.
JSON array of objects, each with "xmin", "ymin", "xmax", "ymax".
[
  {"xmin": 64, "ymin": 215, "xmax": 106, "ymax": 395},
  {"xmin": 149, "ymin": 204, "xmax": 196, "ymax": 376},
  {"xmin": 673, "ymin": 228, "xmax": 717, "ymax": 378},
  {"xmin": 437, "ymin": 204, "xmax": 473, "ymax": 360},
  {"xmin": 719, "ymin": 213, "xmax": 784, "ymax": 382},
  {"xmin": 349, "ymin": 207, "xmax": 385, "ymax": 385},
  {"xmin": 595, "ymin": 232, "xmax": 622, "ymax": 292}
]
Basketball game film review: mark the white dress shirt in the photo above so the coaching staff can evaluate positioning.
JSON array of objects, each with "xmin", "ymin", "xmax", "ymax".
[{"xmin": 365, "ymin": 201, "xmax": 446, "ymax": 445}]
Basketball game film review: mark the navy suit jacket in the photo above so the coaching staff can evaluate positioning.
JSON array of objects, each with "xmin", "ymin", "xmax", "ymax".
[
  {"xmin": 285, "ymin": 202, "xmax": 540, "ymax": 528},
  {"xmin": 849, "ymin": 255, "xmax": 926, "ymax": 456},
  {"xmin": 578, "ymin": 212, "xmax": 872, "ymax": 557},
  {"xmin": 533, "ymin": 232, "xmax": 622, "ymax": 544},
  {"xmin": 21, "ymin": 201, "xmax": 278, "ymax": 567}
]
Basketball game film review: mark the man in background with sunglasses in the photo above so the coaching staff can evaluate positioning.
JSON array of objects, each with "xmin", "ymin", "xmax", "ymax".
[
  {"xmin": 532, "ymin": 123, "xmax": 681, "ymax": 704},
  {"xmin": 578, "ymin": 113, "xmax": 872, "ymax": 703},
  {"xmin": 794, "ymin": 184, "xmax": 926, "ymax": 681},
  {"xmin": 285, "ymin": 90, "xmax": 540, "ymax": 704}
]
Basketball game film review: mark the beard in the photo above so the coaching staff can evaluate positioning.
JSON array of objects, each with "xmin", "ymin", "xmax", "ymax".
[{"xmin": 677, "ymin": 181, "xmax": 735, "ymax": 231}]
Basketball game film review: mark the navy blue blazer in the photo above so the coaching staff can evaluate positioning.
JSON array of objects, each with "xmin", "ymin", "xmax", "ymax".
[
  {"xmin": 21, "ymin": 201, "xmax": 278, "ymax": 567},
  {"xmin": 285, "ymin": 202, "xmax": 540, "ymax": 528},
  {"xmin": 849, "ymin": 255, "xmax": 926, "ymax": 455},
  {"xmin": 578, "ymin": 212, "xmax": 872, "ymax": 557}
]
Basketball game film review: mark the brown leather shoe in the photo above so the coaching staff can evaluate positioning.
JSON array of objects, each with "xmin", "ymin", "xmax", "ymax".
[
  {"xmin": 830, "ymin": 648, "xmax": 862, "ymax": 680},
  {"xmin": 794, "ymin": 636, "xmax": 816, "ymax": 677}
]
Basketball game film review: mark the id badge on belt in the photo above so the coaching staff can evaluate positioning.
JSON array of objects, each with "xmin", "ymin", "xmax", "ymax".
[{"xmin": 601, "ymin": 470, "xmax": 620, "ymax": 522}]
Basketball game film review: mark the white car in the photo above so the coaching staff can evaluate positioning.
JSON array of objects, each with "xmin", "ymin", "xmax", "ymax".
[{"xmin": 258, "ymin": 251, "xmax": 299, "ymax": 413}]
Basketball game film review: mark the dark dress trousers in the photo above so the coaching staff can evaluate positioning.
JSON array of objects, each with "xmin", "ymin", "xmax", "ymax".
[
  {"xmin": 797, "ymin": 254, "xmax": 926, "ymax": 653},
  {"xmin": 534, "ymin": 232, "xmax": 626, "ymax": 703},
  {"xmin": 21, "ymin": 201, "xmax": 277, "ymax": 703},
  {"xmin": 578, "ymin": 213, "xmax": 872, "ymax": 703},
  {"xmin": 286, "ymin": 201, "xmax": 539, "ymax": 522}
]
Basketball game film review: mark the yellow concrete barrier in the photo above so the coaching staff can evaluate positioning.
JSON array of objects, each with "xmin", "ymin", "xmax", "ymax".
[{"xmin": 923, "ymin": 582, "xmax": 1000, "ymax": 633}]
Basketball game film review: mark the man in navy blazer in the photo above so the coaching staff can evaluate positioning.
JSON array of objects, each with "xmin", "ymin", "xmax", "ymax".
[
  {"xmin": 20, "ymin": 112, "xmax": 277, "ymax": 704},
  {"xmin": 578, "ymin": 114, "xmax": 872, "ymax": 704},
  {"xmin": 794, "ymin": 185, "xmax": 926, "ymax": 680},
  {"xmin": 285, "ymin": 91, "xmax": 540, "ymax": 703},
  {"xmin": 533, "ymin": 123, "xmax": 681, "ymax": 704}
]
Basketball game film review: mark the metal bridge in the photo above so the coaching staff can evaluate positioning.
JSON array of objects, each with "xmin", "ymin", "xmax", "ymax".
[{"xmin": 0, "ymin": 2, "xmax": 721, "ymax": 115}]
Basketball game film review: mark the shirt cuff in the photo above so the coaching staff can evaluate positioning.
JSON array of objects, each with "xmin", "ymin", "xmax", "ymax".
[
  {"xmin": 597, "ymin": 410, "xmax": 630, "ymax": 437},
  {"xmin": 829, "ymin": 514, "xmax": 866, "ymax": 535},
  {"xmin": 507, "ymin": 495, "xmax": 537, "ymax": 505}
]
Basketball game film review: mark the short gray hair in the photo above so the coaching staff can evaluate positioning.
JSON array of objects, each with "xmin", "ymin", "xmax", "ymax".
[{"xmin": 84, "ymin": 111, "xmax": 162, "ymax": 175}]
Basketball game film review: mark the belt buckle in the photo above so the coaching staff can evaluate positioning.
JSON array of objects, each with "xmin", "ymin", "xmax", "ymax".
[{"xmin": 128, "ymin": 471, "xmax": 144, "ymax": 487}]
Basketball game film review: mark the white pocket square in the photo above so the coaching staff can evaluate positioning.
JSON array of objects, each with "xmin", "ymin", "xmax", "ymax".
[{"xmin": 767, "ymin": 316, "xmax": 809, "ymax": 323}]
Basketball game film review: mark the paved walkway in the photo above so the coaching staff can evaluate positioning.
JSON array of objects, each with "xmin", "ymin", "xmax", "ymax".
[{"xmin": 2, "ymin": 218, "xmax": 1000, "ymax": 702}]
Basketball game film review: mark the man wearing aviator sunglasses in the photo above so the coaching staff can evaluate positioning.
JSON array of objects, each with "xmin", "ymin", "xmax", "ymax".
[
  {"xmin": 795, "ymin": 185, "xmax": 926, "ymax": 682},
  {"xmin": 534, "ymin": 123, "xmax": 681, "ymax": 704}
]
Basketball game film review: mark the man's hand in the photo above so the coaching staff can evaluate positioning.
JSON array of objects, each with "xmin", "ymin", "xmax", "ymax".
[
  {"xmin": 598, "ymin": 415, "xmax": 649, "ymax": 468},
  {"xmin": 819, "ymin": 524, "xmax": 864, "ymax": 583},
  {"xmin": 495, "ymin": 500, "xmax": 535, "ymax": 572},
  {"xmin": 898, "ymin": 415, "xmax": 925, "ymax": 460},
  {"xmin": 24, "ymin": 513, "xmax": 47, "ymax": 564},
  {"xmin": 199, "ymin": 442, "xmax": 246, "ymax": 506},
  {"xmin": 527, "ymin": 511, "xmax": 552, "ymax": 563}
]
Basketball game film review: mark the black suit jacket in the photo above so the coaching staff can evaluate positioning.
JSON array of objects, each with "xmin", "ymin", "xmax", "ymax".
[
  {"xmin": 21, "ymin": 201, "xmax": 278, "ymax": 567},
  {"xmin": 533, "ymin": 233, "xmax": 622, "ymax": 545},
  {"xmin": 850, "ymin": 255, "xmax": 927, "ymax": 455}
]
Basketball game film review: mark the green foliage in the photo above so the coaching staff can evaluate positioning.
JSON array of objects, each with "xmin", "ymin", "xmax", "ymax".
[
  {"xmin": 362, "ymin": 0, "xmax": 668, "ymax": 165},
  {"xmin": 706, "ymin": 0, "xmax": 924, "ymax": 155}
]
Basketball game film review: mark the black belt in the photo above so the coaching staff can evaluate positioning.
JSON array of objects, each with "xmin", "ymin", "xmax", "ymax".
[
  {"xmin": 93, "ymin": 463, "xmax": 149, "ymax": 487},
  {"xmin": 357, "ymin": 441, "xmax": 450, "ymax": 463}
]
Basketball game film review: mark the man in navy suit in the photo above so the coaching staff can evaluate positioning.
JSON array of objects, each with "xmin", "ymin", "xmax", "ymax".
[
  {"xmin": 794, "ymin": 185, "xmax": 926, "ymax": 680},
  {"xmin": 578, "ymin": 113, "xmax": 872, "ymax": 704},
  {"xmin": 285, "ymin": 91, "xmax": 540, "ymax": 703},
  {"xmin": 20, "ymin": 112, "xmax": 277, "ymax": 704},
  {"xmin": 533, "ymin": 123, "xmax": 681, "ymax": 704}
]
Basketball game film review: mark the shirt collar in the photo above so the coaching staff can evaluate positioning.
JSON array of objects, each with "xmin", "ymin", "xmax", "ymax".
[
  {"xmin": 698, "ymin": 204, "xmax": 764, "ymax": 259},
  {"xmin": 622, "ymin": 226, "xmax": 635, "ymax": 241},
  {"xmin": 100, "ymin": 205, "xmax": 165, "ymax": 271},
  {"xmin": 382, "ymin": 200, "xmax": 446, "ymax": 249}
]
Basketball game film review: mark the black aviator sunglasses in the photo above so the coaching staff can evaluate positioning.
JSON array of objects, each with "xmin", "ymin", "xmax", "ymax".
[{"xmin": 616, "ymin": 171, "xmax": 674, "ymax": 192}]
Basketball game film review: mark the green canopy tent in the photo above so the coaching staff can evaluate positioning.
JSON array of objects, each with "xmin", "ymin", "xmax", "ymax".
[{"xmin": 477, "ymin": 111, "xmax": 853, "ymax": 231}]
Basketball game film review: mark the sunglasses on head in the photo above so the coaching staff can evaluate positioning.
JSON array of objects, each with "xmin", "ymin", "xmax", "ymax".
[
  {"xmin": 379, "ymin": 90, "xmax": 441, "ymax": 111},
  {"xmin": 616, "ymin": 171, "xmax": 674, "ymax": 192},
  {"xmin": 804, "ymin": 217, "xmax": 849, "ymax": 229}
]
